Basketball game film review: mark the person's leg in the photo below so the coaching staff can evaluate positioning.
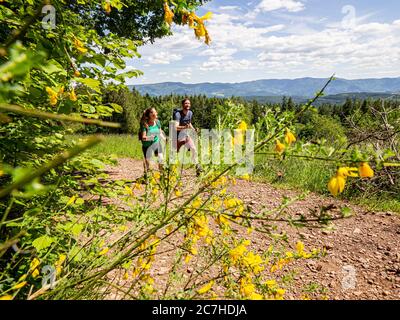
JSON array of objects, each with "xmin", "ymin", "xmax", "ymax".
[
  {"xmin": 185, "ymin": 137, "xmax": 203, "ymax": 176},
  {"xmin": 142, "ymin": 145, "xmax": 150, "ymax": 179}
]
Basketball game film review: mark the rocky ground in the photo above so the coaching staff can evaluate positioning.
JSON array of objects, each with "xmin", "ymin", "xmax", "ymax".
[{"xmin": 101, "ymin": 158, "xmax": 400, "ymax": 300}]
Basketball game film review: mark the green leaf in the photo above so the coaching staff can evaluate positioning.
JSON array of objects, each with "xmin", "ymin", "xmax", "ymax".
[
  {"xmin": 40, "ymin": 59, "xmax": 67, "ymax": 76},
  {"xmin": 71, "ymin": 224, "xmax": 84, "ymax": 237},
  {"xmin": 76, "ymin": 78, "xmax": 102, "ymax": 93},
  {"xmin": 69, "ymin": 246, "xmax": 83, "ymax": 262},
  {"xmin": 32, "ymin": 235, "xmax": 54, "ymax": 252},
  {"xmin": 109, "ymin": 103, "xmax": 123, "ymax": 113}
]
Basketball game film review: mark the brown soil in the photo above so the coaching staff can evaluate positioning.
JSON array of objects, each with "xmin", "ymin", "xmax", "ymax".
[{"xmin": 101, "ymin": 158, "xmax": 400, "ymax": 300}]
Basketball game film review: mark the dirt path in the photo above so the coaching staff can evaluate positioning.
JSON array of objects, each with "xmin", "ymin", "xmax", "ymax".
[{"xmin": 104, "ymin": 158, "xmax": 400, "ymax": 300}]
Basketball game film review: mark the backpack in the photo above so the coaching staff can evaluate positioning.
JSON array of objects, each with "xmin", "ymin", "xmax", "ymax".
[
  {"xmin": 172, "ymin": 108, "xmax": 193, "ymax": 125},
  {"xmin": 172, "ymin": 108, "xmax": 181, "ymax": 121},
  {"xmin": 138, "ymin": 120, "xmax": 161, "ymax": 141}
]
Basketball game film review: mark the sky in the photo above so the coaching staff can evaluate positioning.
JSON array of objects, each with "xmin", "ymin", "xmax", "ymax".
[{"xmin": 126, "ymin": 0, "xmax": 400, "ymax": 85}]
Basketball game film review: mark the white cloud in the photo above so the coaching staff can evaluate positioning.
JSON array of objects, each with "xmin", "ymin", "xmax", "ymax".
[
  {"xmin": 255, "ymin": 0, "xmax": 305, "ymax": 13},
  {"xmin": 219, "ymin": 6, "xmax": 240, "ymax": 11},
  {"xmin": 147, "ymin": 52, "xmax": 183, "ymax": 64},
  {"xmin": 255, "ymin": 20, "xmax": 400, "ymax": 78},
  {"xmin": 173, "ymin": 71, "xmax": 192, "ymax": 79},
  {"xmin": 200, "ymin": 58, "xmax": 252, "ymax": 72}
]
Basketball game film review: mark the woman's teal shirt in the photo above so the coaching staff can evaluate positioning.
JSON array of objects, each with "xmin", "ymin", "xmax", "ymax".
[{"xmin": 141, "ymin": 120, "xmax": 161, "ymax": 147}]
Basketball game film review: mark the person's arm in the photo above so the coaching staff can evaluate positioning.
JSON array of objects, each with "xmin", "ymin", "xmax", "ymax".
[
  {"xmin": 174, "ymin": 112, "xmax": 189, "ymax": 131},
  {"xmin": 141, "ymin": 126, "xmax": 153, "ymax": 141}
]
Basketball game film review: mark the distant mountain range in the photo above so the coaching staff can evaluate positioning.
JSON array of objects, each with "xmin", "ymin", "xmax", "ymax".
[{"xmin": 130, "ymin": 77, "xmax": 400, "ymax": 103}]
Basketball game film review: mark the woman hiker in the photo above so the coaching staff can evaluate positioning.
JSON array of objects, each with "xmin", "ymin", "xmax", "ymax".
[{"xmin": 139, "ymin": 107, "xmax": 165, "ymax": 178}]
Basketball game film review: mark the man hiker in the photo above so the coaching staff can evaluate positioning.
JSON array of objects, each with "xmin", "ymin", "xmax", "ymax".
[{"xmin": 173, "ymin": 98, "xmax": 204, "ymax": 176}]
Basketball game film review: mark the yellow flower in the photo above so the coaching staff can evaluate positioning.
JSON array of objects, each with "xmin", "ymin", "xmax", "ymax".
[
  {"xmin": 275, "ymin": 140, "xmax": 285, "ymax": 154},
  {"xmin": 74, "ymin": 38, "xmax": 88, "ymax": 54},
  {"xmin": 163, "ymin": 1, "xmax": 174, "ymax": 25},
  {"xmin": 327, "ymin": 175, "xmax": 346, "ymax": 196},
  {"xmin": 55, "ymin": 254, "xmax": 67, "ymax": 275},
  {"xmin": 197, "ymin": 280, "xmax": 214, "ymax": 295},
  {"xmin": 69, "ymin": 88, "xmax": 77, "ymax": 102},
  {"xmin": 192, "ymin": 198, "xmax": 202, "ymax": 209},
  {"xmin": 12, "ymin": 281, "xmax": 27, "ymax": 290},
  {"xmin": 265, "ymin": 280, "xmax": 277, "ymax": 288},
  {"xmin": 165, "ymin": 225, "xmax": 173, "ymax": 235},
  {"xmin": 74, "ymin": 69, "xmax": 81, "ymax": 77},
  {"xmin": 359, "ymin": 162, "xmax": 374, "ymax": 178},
  {"xmin": 98, "ymin": 247, "xmax": 109, "ymax": 256},
  {"xmin": 175, "ymin": 190, "xmax": 182, "ymax": 197},
  {"xmin": 194, "ymin": 23, "xmax": 206, "ymax": 38},
  {"xmin": 103, "ymin": 1, "xmax": 111, "ymax": 14},
  {"xmin": 151, "ymin": 187, "xmax": 159, "ymax": 196},
  {"xmin": 284, "ymin": 128, "xmax": 296, "ymax": 145},
  {"xmin": 46, "ymin": 87, "xmax": 59, "ymax": 106},
  {"xmin": 184, "ymin": 254, "xmax": 193, "ymax": 264},
  {"xmin": 285, "ymin": 251, "xmax": 294, "ymax": 259},
  {"xmin": 0, "ymin": 295, "xmax": 13, "ymax": 300},
  {"xmin": 250, "ymin": 292, "xmax": 263, "ymax": 300},
  {"xmin": 338, "ymin": 167, "xmax": 358, "ymax": 178},
  {"xmin": 199, "ymin": 12, "xmax": 213, "ymax": 21},
  {"xmin": 296, "ymin": 241, "xmax": 304, "ymax": 255},
  {"xmin": 229, "ymin": 244, "xmax": 247, "ymax": 262},
  {"xmin": 216, "ymin": 214, "xmax": 230, "ymax": 227},
  {"xmin": 275, "ymin": 288, "xmax": 285, "ymax": 300},
  {"xmin": 124, "ymin": 185, "xmax": 133, "ymax": 196},
  {"xmin": 30, "ymin": 258, "xmax": 40, "ymax": 278},
  {"xmin": 188, "ymin": 12, "xmax": 196, "ymax": 28},
  {"xmin": 238, "ymin": 121, "xmax": 248, "ymax": 131},
  {"xmin": 240, "ymin": 278, "xmax": 255, "ymax": 297},
  {"xmin": 327, "ymin": 165, "xmax": 358, "ymax": 197},
  {"xmin": 123, "ymin": 271, "xmax": 129, "ymax": 280},
  {"xmin": 153, "ymin": 172, "xmax": 161, "ymax": 180},
  {"xmin": 243, "ymin": 252, "xmax": 264, "ymax": 273}
]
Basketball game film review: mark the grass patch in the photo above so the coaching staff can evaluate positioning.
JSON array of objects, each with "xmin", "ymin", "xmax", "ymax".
[
  {"xmin": 69, "ymin": 134, "xmax": 143, "ymax": 159},
  {"xmin": 254, "ymin": 155, "xmax": 400, "ymax": 213}
]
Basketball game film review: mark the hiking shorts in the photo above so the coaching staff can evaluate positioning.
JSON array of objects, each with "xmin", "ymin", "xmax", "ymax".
[{"xmin": 142, "ymin": 142, "xmax": 163, "ymax": 159}]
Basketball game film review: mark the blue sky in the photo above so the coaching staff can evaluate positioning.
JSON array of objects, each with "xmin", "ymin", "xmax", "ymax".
[{"xmin": 126, "ymin": 0, "xmax": 400, "ymax": 85}]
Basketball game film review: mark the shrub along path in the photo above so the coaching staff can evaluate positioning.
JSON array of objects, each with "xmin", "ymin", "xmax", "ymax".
[{"xmin": 103, "ymin": 158, "xmax": 400, "ymax": 300}]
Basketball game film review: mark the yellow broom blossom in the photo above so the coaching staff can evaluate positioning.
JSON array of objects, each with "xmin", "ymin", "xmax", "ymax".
[
  {"xmin": 30, "ymin": 258, "xmax": 40, "ymax": 278},
  {"xmin": 69, "ymin": 88, "xmax": 77, "ymax": 101},
  {"xmin": 104, "ymin": 1, "xmax": 111, "ymax": 14},
  {"xmin": 199, "ymin": 12, "xmax": 213, "ymax": 21},
  {"xmin": 359, "ymin": 162, "xmax": 374, "ymax": 178},
  {"xmin": 11, "ymin": 281, "xmax": 27, "ymax": 290},
  {"xmin": 238, "ymin": 121, "xmax": 248, "ymax": 131},
  {"xmin": 327, "ymin": 175, "xmax": 346, "ymax": 196},
  {"xmin": 284, "ymin": 128, "xmax": 296, "ymax": 145},
  {"xmin": 73, "ymin": 38, "xmax": 88, "ymax": 54},
  {"xmin": 194, "ymin": 23, "xmax": 206, "ymax": 38},
  {"xmin": 327, "ymin": 166, "xmax": 358, "ymax": 196},
  {"xmin": 163, "ymin": 1, "xmax": 174, "ymax": 25},
  {"xmin": 188, "ymin": 12, "xmax": 196, "ymax": 28},
  {"xmin": 275, "ymin": 140, "xmax": 285, "ymax": 154},
  {"xmin": 46, "ymin": 87, "xmax": 59, "ymax": 106},
  {"xmin": 197, "ymin": 280, "xmax": 214, "ymax": 295}
]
